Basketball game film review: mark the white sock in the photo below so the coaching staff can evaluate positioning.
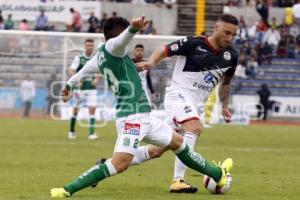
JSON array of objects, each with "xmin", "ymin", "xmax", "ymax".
[
  {"xmin": 173, "ymin": 132, "xmax": 198, "ymax": 179},
  {"xmin": 105, "ymin": 159, "xmax": 117, "ymax": 176},
  {"xmin": 131, "ymin": 145, "xmax": 151, "ymax": 165}
]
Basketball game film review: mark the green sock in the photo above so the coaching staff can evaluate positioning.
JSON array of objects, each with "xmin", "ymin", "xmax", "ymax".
[
  {"xmin": 89, "ymin": 117, "xmax": 95, "ymax": 135},
  {"xmin": 175, "ymin": 144, "xmax": 222, "ymax": 181},
  {"xmin": 70, "ymin": 116, "xmax": 77, "ymax": 132},
  {"xmin": 64, "ymin": 164, "xmax": 110, "ymax": 195}
]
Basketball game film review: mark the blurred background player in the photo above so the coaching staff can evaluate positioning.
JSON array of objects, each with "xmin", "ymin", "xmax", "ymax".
[
  {"xmin": 68, "ymin": 39, "xmax": 100, "ymax": 140},
  {"xmin": 132, "ymin": 44, "xmax": 155, "ymax": 105},
  {"xmin": 137, "ymin": 14, "xmax": 238, "ymax": 193},
  {"xmin": 20, "ymin": 74, "xmax": 36, "ymax": 118}
]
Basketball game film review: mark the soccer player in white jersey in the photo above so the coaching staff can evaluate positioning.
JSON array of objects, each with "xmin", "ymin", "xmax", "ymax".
[
  {"xmin": 137, "ymin": 14, "xmax": 239, "ymax": 193},
  {"xmin": 68, "ymin": 39, "xmax": 100, "ymax": 140},
  {"xmin": 50, "ymin": 16, "xmax": 233, "ymax": 198},
  {"xmin": 132, "ymin": 44, "xmax": 155, "ymax": 105}
]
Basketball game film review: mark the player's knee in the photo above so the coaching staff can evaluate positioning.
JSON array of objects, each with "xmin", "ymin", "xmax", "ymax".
[
  {"xmin": 182, "ymin": 120, "xmax": 202, "ymax": 136},
  {"xmin": 168, "ymin": 132, "xmax": 184, "ymax": 151},
  {"xmin": 148, "ymin": 147, "xmax": 164, "ymax": 158},
  {"xmin": 114, "ymin": 161, "xmax": 130, "ymax": 173},
  {"xmin": 111, "ymin": 155, "xmax": 132, "ymax": 173}
]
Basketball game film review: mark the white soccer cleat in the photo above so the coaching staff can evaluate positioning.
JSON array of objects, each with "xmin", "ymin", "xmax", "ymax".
[
  {"xmin": 68, "ymin": 131, "xmax": 76, "ymax": 139},
  {"xmin": 88, "ymin": 134, "xmax": 98, "ymax": 140}
]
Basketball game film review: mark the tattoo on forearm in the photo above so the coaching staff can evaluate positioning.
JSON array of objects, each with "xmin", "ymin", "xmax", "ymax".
[{"xmin": 219, "ymin": 84, "xmax": 231, "ymax": 108}]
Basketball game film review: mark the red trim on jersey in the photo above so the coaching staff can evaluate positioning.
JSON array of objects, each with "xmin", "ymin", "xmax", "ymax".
[
  {"xmin": 204, "ymin": 36, "xmax": 222, "ymax": 54},
  {"xmin": 164, "ymin": 45, "xmax": 170, "ymax": 57},
  {"xmin": 175, "ymin": 117, "xmax": 199, "ymax": 124}
]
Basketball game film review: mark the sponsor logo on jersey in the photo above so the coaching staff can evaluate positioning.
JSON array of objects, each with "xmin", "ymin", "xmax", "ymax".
[
  {"xmin": 204, "ymin": 74, "xmax": 214, "ymax": 83},
  {"xmin": 192, "ymin": 82, "xmax": 213, "ymax": 92},
  {"xmin": 196, "ymin": 46, "xmax": 207, "ymax": 52},
  {"xmin": 123, "ymin": 123, "xmax": 141, "ymax": 136},
  {"xmin": 170, "ymin": 44, "xmax": 179, "ymax": 51},
  {"xmin": 223, "ymin": 51, "xmax": 231, "ymax": 61}
]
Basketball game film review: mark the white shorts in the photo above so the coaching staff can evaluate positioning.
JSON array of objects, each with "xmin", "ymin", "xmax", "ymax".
[
  {"xmin": 72, "ymin": 90, "xmax": 97, "ymax": 107},
  {"xmin": 164, "ymin": 89, "xmax": 204, "ymax": 129},
  {"xmin": 114, "ymin": 113, "xmax": 173, "ymax": 155}
]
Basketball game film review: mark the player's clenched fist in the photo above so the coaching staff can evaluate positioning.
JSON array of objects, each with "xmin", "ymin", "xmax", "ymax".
[
  {"xmin": 131, "ymin": 16, "xmax": 149, "ymax": 30},
  {"xmin": 61, "ymin": 88, "xmax": 72, "ymax": 103}
]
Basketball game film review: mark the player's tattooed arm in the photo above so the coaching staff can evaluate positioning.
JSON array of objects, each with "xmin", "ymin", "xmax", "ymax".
[
  {"xmin": 219, "ymin": 74, "xmax": 233, "ymax": 123},
  {"xmin": 219, "ymin": 74, "xmax": 232, "ymax": 108}
]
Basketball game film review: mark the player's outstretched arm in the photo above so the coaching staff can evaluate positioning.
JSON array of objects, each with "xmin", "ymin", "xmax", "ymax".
[
  {"xmin": 136, "ymin": 47, "xmax": 168, "ymax": 70},
  {"xmin": 105, "ymin": 16, "xmax": 149, "ymax": 57},
  {"xmin": 61, "ymin": 54, "xmax": 99, "ymax": 102}
]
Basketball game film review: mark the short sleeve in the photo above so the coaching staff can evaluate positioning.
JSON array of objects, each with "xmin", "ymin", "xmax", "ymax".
[
  {"xmin": 164, "ymin": 36, "xmax": 195, "ymax": 57},
  {"xmin": 224, "ymin": 50, "xmax": 239, "ymax": 77}
]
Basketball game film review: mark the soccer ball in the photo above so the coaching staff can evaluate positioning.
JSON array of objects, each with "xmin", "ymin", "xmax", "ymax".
[{"xmin": 203, "ymin": 173, "xmax": 232, "ymax": 194}]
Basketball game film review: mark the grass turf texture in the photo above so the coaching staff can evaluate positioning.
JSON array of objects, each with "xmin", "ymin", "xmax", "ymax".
[{"xmin": 0, "ymin": 118, "xmax": 300, "ymax": 200}]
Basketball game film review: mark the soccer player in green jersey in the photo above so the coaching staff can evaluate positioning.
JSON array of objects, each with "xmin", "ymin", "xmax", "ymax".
[
  {"xmin": 68, "ymin": 39, "xmax": 100, "ymax": 140},
  {"xmin": 50, "ymin": 16, "xmax": 232, "ymax": 198}
]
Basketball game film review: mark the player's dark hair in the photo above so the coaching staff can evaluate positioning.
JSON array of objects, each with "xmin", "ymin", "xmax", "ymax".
[
  {"xmin": 103, "ymin": 17, "xmax": 130, "ymax": 41},
  {"xmin": 218, "ymin": 14, "xmax": 239, "ymax": 26},
  {"xmin": 85, "ymin": 38, "xmax": 94, "ymax": 43},
  {"xmin": 135, "ymin": 44, "xmax": 144, "ymax": 49}
]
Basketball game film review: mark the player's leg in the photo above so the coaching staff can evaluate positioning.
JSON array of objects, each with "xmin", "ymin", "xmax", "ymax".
[
  {"xmin": 51, "ymin": 114, "xmax": 148, "ymax": 198},
  {"xmin": 86, "ymin": 90, "xmax": 98, "ymax": 139},
  {"xmin": 51, "ymin": 152, "xmax": 133, "ymax": 198},
  {"xmin": 69, "ymin": 90, "xmax": 82, "ymax": 139},
  {"xmin": 144, "ymin": 116, "xmax": 232, "ymax": 188},
  {"xmin": 167, "ymin": 131, "xmax": 233, "ymax": 187},
  {"xmin": 69, "ymin": 106, "xmax": 78, "ymax": 139},
  {"xmin": 164, "ymin": 90, "xmax": 201, "ymax": 192},
  {"xmin": 87, "ymin": 106, "xmax": 98, "ymax": 139}
]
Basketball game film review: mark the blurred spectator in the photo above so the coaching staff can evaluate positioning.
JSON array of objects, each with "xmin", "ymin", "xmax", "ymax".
[
  {"xmin": 287, "ymin": 35, "xmax": 296, "ymax": 58},
  {"xmin": 276, "ymin": 37, "xmax": 288, "ymax": 57},
  {"xmin": 257, "ymin": 42, "xmax": 273, "ymax": 64},
  {"xmin": 4, "ymin": 14, "xmax": 14, "ymax": 30},
  {"xmin": 292, "ymin": 0, "xmax": 300, "ymax": 26},
  {"xmin": 112, "ymin": 11, "xmax": 118, "ymax": 17},
  {"xmin": 143, "ymin": 20, "xmax": 157, "ymax": 35},
  {"xmin": 246, "ymin": 55, "xmax": 261, "ymax": 79},
  {"xmin": 289, "ymin": 23, "xmax": 300, "ymax": 38},
  {"xmin": 19, "ymin": 19, "xmax": 29, "ymax": 31},
  {"xmin": 280, "ymin": 19, "xmax": 290, "ymax": 37},
  {"xmin": 238, "ymin": 16, "xmax": 249, "ymax": 41},
  {"xmin": 235, "ymin": 63, "xmax": 247, "ymax": 79},
  {"xmin": 240, "ymin": 41, "xmax": 253, "ymax": 57},
  {"xmin": 284, "ymin": 7, "xmax": 294, "ymax": 26},
  {"xmin": 234, "ymin": 53, "xmax": 247, "ymax": 92},
  {"xmin": 20, "ymin": 74, "xmax": 36, "ymax": 118},
  {"xmin": 255, "ymin": 19, "xmax": 268, "ymax": 43},
  {"xmin": 0, "ymin": 10, "xmax": 4, "ymax": 29},
  {"xmin": 256, "ymin": 0, "xmax": 269, "ymax": 25},
  {"xmin": 69, "ymin": 8, "xmax": 81, "ymax": 32},
  {"xmin": 87, "ymin": 12, "xmax": 99, "ymax": 33},
  {"xmin": 262, "ymin": 27, "xmax": 281, "ymax": 55},
  {"xmin": 269, "ymin": 17, "xmax": 279, "ymax": 30},
  {"xmin": 35, "ymin": 10, "xmax": 49, "ymax": 31},
  {"xmin": 164, "ymin": 0, "xmax": 176, "ymax": 9},
  {"xmin": 99, "ymin": 13, "xmax": 108, "ymax": 33},
  {"xmin": 46, "ymin": 71, "xmax": 61, "ymax": 116},
  {"xmin": 256, "ymin": 83, "xmax": 271, "ymax": 120}
]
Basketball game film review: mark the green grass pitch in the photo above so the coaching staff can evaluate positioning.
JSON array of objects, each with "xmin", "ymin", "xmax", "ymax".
[{"xmin": 0, "ymin": 118, "xmax": 300, "ymax": 200}]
